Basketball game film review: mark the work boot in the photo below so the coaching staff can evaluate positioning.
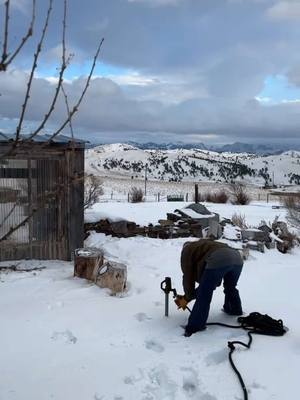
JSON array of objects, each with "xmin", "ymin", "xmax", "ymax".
[
  {"xmin": 183, "ymin": 325, "xmax": 206, "ymax": 337},
  {"xmin": 222, "ymin": 307, "xmax": 243, "ymax": 316}
]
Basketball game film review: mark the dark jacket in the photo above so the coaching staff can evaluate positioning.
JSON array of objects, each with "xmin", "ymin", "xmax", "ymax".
[{"xmin": 181, "ymin": 239, "xmax": 229, "ymax": 301}]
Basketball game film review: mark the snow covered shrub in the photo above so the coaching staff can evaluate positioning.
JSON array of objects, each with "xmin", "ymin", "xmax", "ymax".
[
  {"xmin": 230, "ymin": 183, "xmax": 251, "ymax": 205},
  {"xmin": 231, "ymin": 213, "xmax": 248, "ymax": 229},
  {"xmin": 129, "ymin": 187, "xmax": 144, "ymax": 203},
  {"xmin": 282, "ymin": 194, "xmax": 300, "ymax": 230},
  {"xmin": 84, "ymin": 174, "xmax": 104, "ymax": 209},
  {"xmin": 199, "ymin": 190, "xmax": 228, "ymax": 203},
  {"xmin": 211, "ymin": 190, "xmax": 229, "ymax": 203}
]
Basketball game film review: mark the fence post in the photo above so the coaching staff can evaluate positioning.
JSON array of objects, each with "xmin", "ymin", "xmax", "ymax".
[
  {"xmin": 186, "ymin": 193, "xmax": 188, "ymax": 202},
  {"xmin": 158, "ymin": 193, "xmax": 160, "ymax": 202},
  {"xmin": 128, "ymin": 192, "xmax": 130, "ymax": 202},
  {"xmin": 267, "ymin": 193, "xmax": 269, "ymax": 203},
  {"xmin": 111, "ymin": 191, "xmax": 113, "ymax": 200},
  {"xmin": 195, "ymin": 184, "xmax": 199, "ymax": 204}
]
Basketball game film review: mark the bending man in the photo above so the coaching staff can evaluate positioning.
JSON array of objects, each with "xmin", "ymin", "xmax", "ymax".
[{"xmin": 176, "ymin": 239, "xmax": 244, "ymax": 337}]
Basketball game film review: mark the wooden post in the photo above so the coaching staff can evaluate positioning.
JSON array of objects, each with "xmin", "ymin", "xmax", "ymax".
[
  {"xmin": 186, "ymin": 193, "xmax": 188, "ymax": 202},
  {"xmin": 158, "ymin": 192, "xmax": 160, "ymax": 202},
  {"xmin": 195, "ymin": 184, "xmax": 199, "ymax": 203}
]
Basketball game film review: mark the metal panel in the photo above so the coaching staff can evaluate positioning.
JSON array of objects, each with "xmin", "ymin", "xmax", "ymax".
[{"xmin": 0, "ymin": 142, "xmax": 84, "ymax": 262}]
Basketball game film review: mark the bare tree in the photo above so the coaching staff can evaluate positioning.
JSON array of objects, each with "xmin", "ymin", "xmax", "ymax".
[
  {"xmin": 84, "ymin": 175, "xmax": 104, "ymax": 210},
  {"xmin": 0, "ymin": 0, "xmax": 36, "ymax": 72},
  {"xmin": 0, "ymin": 1, "xmax": 104, "ymax": 244}
]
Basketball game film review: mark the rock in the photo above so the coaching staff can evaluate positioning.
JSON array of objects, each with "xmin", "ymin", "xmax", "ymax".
[
  {"xmin": 241, "ymin": 229, "xmax": 270, "ymax": 243},
  {"xmin": 276, "ymin": 240, "xmax": 293, "ymax": 253},
  {"xmin": 95, "ymin": 260, "xmax": 127, "ymax": 294},
  {"xmin": 222, "ymin": 224, "xmax": 241, "ymax": 241},
  {"xmin": 185, "ymin": 203, "xmax": 211, "ymax": 215},
  {"xmin": 265, "ymin": 241, "xmax": 276, "ymax": 249},
  {"xmin": 111, "ymin": 220, "xmax": 130, "ymax": 235},
  {"xmin": 246, "ymin": 241, "xmax": 265, "ymax": 253},
  {"xmin": 220, "ymin": 218, "xmax": 233, "ymax": 226},
  {"xmin": 258, "ymin": 224, "xmax": 272, "ymax": 234},
  {"xmin": 158, "ymin": 219, "xmax": 174, "ymax": 226},
  {"xmin": 207, "ymin": 220, "xmax": 222, "ymax": 239},
  {"xmin": 74, "ymin": 247, "xmax": 104, "ymax": 281},
  {"xmin": 189, "ymin": 222, "xmax": 203, "ymax": 238},
  {"xmin": 272, "ymin": 221, "xmax": 289, "ymax": 237},
  {"xmin": 166, "ymin": 212, "xmax": 181, "ymax": 222},
  {"xmin": 240, "ymin": 247, "xmax": 250, "ymax": 260}
]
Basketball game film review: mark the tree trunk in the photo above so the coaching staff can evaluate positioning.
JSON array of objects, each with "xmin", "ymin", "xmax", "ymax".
[
  {"xmin": 95, "ymin": 260, "xmax": 127, "ymax": 294},
  {"xmin": 74, "ymin": 247, "xmax": 104, "ymax": 281}
]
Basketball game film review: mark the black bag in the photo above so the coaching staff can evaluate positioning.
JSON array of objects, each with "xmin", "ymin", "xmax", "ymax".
[{"xmin": 238, "ymin": 312, "xmax": 287, "ymax": 336}]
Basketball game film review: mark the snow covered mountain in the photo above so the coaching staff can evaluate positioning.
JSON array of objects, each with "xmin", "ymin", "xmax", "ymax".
[{"xmin": 85, "ymin": 143, "xmax": 300, "ymax": 186}]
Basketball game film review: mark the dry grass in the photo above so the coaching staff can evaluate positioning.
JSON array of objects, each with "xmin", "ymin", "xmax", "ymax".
[
  {"xmin": 198, "ymin": 189, "xmax": 229, "ymax": 203},
  {"xmin": 230, "ymin": 183, "xmax": 251, "ymax": 205},
  {"xmin": 231, "ymin": 212, "xmax": 248, "ymax": 229},
  {"xmin": 281, "ymin": 194, "xmax": 300, "ymax": 229}
]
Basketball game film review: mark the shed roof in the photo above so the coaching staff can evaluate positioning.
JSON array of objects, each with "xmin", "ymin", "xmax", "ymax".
[{"xmin": 0, "ymin": 133, "xmax": 86, "ymax": 144}]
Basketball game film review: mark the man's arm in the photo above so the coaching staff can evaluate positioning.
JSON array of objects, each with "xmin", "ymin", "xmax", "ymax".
[{"xmin": 181, "ymin": 243, "xmax": 196, "ymax": 302}]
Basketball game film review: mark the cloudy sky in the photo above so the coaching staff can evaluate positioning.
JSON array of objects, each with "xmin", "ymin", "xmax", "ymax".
[{"xmin": 1, "ymin": 0, "xmax": 300, "ymax": 145}]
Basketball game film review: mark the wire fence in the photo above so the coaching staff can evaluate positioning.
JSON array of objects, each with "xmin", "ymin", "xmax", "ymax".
[{"xmin": 97, "ymin": 191, "xmax": 281, "ymax": 204}]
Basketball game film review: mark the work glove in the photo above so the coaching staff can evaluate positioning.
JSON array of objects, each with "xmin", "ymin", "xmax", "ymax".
[{"xmin": 175, "ymin": 294, "xmax": 189, "ymax": 310}]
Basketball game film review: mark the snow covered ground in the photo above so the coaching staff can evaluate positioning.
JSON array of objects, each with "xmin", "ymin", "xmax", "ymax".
[{"xmin": 1, "ymin": 202, "xmax": 299, "ymax": 400}]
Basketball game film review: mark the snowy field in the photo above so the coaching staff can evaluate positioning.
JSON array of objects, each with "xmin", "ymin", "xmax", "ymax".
[{"xmin": 1, "ymin": 201, "xmax": 300, "ymax": 400}]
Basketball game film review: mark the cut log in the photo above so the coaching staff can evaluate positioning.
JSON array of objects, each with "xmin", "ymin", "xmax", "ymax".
[
  {"xmin": 246, "ymin": 241, "xmax": 265, "ymax": 253},
  {"xmin": 95, "ymin": 260, "xmax": 127, "ymax": 294},
  {"xmin": 74, "ymin": 247, "xmax": 104, "ymax": 281}
]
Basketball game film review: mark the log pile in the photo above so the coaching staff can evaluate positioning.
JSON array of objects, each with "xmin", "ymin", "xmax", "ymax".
[{"xmin": 84, "ymin": 204, "xmax": 298, "ymax": 255}]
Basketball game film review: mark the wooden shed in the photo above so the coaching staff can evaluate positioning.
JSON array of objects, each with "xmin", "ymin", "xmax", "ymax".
[{"xmin": 0, "ymin": 134, "xmax": 85, "ymax": 261}]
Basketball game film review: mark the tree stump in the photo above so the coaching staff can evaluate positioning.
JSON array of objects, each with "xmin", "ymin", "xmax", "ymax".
[
  {"xmin": 74, "ymin": 247, "xmax": 104, "ymax": 281},
  {"xmin": 95, "ymin": 260, "xmax": 127, "ymax": 294}
]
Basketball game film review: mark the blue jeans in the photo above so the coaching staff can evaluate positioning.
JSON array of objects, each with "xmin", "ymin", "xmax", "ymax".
[{"xmin": 186, "ymin": 265, "xmax": 243, "ymax": 333}]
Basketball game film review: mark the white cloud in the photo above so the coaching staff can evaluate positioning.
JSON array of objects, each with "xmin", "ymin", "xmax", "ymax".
[
  {"xmin": 127, "ymin": 0, "xmax": 183, "ymax": 6},
  {"xmin": 267, "ymin": 1, "xmax": 300, "ymax": 20},
  {"xmin": 1, "ymin": 68, "xmax": 300, "ymax": 142}
]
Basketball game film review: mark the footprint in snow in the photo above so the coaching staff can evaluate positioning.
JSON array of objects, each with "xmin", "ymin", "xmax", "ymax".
[
  {"xmin": 143, "ymin": 365, "xmax": 177, "ymax": 400},
  {"xmin": 181, "ymin": 367, "xmax": 217, "ymax": 400},
  {"xmin": 145, "ymin": 339, "xmax": 165, "ymax": 353},
  {"xmin": 51, "ymin": 329, "xmax": 77, "ymax": 344},
  {"xmin": 204, "ymin": 349, "xmax": 227, "ymax": 366},
  {"xmin": 135, "ymin": 312, "xmax": 152, "ymax": 322}
]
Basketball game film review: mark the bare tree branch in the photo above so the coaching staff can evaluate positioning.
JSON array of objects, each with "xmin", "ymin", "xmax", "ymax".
[
  {"xmin": 0, "ymin": 202, "xmax": 18, "ymax": 230},
  {"xmin": 26, "ymin": 0, "xmax": 67, "ymax": 141},
  {"xmin": 1, "ymin": 0, "xmax": 10, "ymax": 68},
  {"xmin": 44, "ymin": 37, "xmax": 104, "ymax": 145},
  {"xmin": 0, "ymin": 0, "xmax": 36, "ymax": 72},
  {"xmin": 0, "ymin": 214, "xmax": 31, "ymax": 242},
  {"xmin": 15, "ymin": 0, "xmax": 53, "ymax": 143},
  {"xmin": 61, "ymin": 84, "xmax": 74, "ymax": 140}
]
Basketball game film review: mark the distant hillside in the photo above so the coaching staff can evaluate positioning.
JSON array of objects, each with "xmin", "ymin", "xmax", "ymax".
[
  {"xmin": 85, "ymin": 143, "xmax": 300, "ymax": 187},
  {"xmin": 87, "ymin": 140, "xmax": 300, "ymax": 155}
]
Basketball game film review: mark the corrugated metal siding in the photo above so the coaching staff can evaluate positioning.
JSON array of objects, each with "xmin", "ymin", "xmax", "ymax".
[{"xmin": 0, "ymin": 148, "xmax": 84, "ymax": 261}]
